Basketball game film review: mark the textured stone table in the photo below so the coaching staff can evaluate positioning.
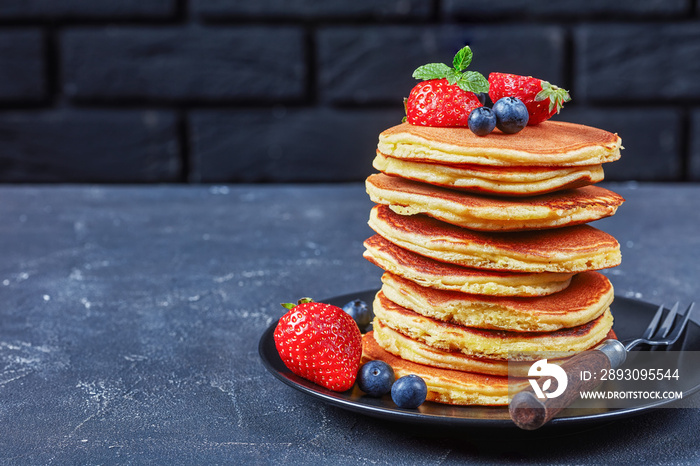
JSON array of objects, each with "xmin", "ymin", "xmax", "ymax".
[{"xmin": 0, "ymin": 183, "xmax": 698, "ymax": 464}]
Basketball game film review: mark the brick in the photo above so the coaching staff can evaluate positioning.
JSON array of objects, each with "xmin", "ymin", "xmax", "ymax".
[
  {"xmin": 0, "ymin": 0, "xmax": 175, "ymax": 18},
  {"xmin": 317, "ymin": 25, "xmax": 565, "ymax": 105},
  {"xmin": 61, "ymin": 27, "xmax": 305, "ymax": 102},
  {"xmin": 0, "ymin": 30, "xmax": 45, "ymax": 102},
  {"xmin": 690, "ymin": 110, "xmax": 700, "ymax": 181},
  {"xmin": 0, "ymin": 110, "xmax": 179, "ymax": 182},
  {"xmin": 193, "ymin": 0, "xmax": 432, "ymax": 19},
  {"xmin": 575, "ymin": 24, "xmax": 700, "ymax": 102},
  {"xmin": 443, "ymin": 0, "xmax": 690, "ymax": 19},
  {"xmin": 553, "ymin": 107, "xmax": 683, "ymax": 181},
  {"xmin": 189, "ymin": 108, "xmax": 403, "ymax": 182}
]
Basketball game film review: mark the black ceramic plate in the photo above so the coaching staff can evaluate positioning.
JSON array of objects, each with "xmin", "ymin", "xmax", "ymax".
[{"xmin": 259, "ymin": 292, "xmax": 700, "ymax": 429}]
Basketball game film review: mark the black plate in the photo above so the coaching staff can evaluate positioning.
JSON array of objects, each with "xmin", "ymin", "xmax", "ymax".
[{"xmin": 259, "ymin": 292, "xmax": 700, "ymax": 429}]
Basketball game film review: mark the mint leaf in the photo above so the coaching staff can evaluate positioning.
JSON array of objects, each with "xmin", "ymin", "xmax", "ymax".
[
  {"xmin": 452, "ymin": 46, "xmax": 473, "ymax": 72},
  {"xmin": 412, "ymin": 63, "xmax": 452, "ymax": 80},
  {"xmin": 456, "ymin": 71, "xmax": 489, "ymax": 93},
  {"xmin": 411, "ymin": 46, "xmax": 489, "ymax": 93},
  {"xmin": 444, "ymin": 69, "xmax": 461, "ymax": 85}
]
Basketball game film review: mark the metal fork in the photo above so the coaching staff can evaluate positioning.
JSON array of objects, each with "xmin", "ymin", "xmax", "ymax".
[
  {"xmin": 510, "ymin": 301, "xmax": 695, "ymax": 430},
  {"xmin": 625, "ymin": 302, "xmax": 695, "ymax": 351},
  {"xmin": 592, "ymin": 302, "xmax": 696, "ymax": 372}
]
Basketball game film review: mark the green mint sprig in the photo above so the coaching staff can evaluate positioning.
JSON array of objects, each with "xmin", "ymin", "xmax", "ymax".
[{"xmin": 412, "ymin": 46, "xmax": 489, "ymax": 94}]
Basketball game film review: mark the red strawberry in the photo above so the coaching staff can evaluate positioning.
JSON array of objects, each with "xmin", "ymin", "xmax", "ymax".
[
  {"xmin": 405, "ymin": 45, "xmax": 489, "ymax": 127},
  {"xmin": 406, "ymin": 79, "xmax": 483, "ymax": 127},
  {"xmin": 273, "ymin": 298, "xmax": 362, "ymax": 392},
  {"xmin": 488, "ymin": 72, "xmax": 571, "ymax": 125}
]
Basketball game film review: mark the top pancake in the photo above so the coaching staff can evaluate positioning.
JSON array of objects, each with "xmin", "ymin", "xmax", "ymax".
[{"xmin": 377, "ymin": 121, "xmax": 622, "ymax": 167}]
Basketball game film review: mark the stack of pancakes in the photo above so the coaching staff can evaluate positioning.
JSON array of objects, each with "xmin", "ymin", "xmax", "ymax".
[{"xmin": 361, "ymin": 120, "xmax": 624, "ymax": 406}]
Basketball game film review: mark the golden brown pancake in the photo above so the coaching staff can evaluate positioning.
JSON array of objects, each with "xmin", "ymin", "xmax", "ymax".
[
  {"xmin": 380, "ymin": 271, "xmax": 613, "ymax": 332},
  {"xmin": 372, "ymin": 320, "xmax": 531, "ymax": 377},
  {"xmin": 368, "ymin": 205, "xmax": 621, "ymax": 273},
  {"xmin": 377, "ymin": 121, "xmax": 622, "ymax": 167},
  {"xmin": 366, "ymin": 173, "xmax": 625, "ymax": 231},
  {"xmin": 373, "ymin": 152, "xmax": 604, "ymax": 196},
  {"xmin": 372, "ymin": 291, "xmax": 614, "ymax": 360},
  {"xmin": 371, "ymin": 320, "xmax": 617, "ymax": 377},
  {"xmin": 362, "ymin": 331, "xmax": 529, "ymax": 406},
  {"xmin": 363, "ymin": 235, "xmax": 574, "ymax": 297}
]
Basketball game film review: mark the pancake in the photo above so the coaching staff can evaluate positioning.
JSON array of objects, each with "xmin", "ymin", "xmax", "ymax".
[
  {"xmin": 368, "ymin": 205, "xmax": 621, "ymax": 273},
  {"xmin": 372, "ymin": 291, "xmax": 614, "ymax": 360},
  {"xmin": 377, "ymin": 121, "xmax": 622, "ymax": 167},
  {"xmin": 363, "ymin": 235, "xmax": 574, "ymax": 297},
  {"xmin": 373, "ymin": 320, "xmax": 532, "ymax": 377},
  {"xmin": 371, "ymin": 320, "xmax": 617, "ymax": 377},
  {"xmin": 366, "ymin": 173, "xmax": 625, "ymax": 231},
  {"xmin": 373, "ymin": 152, "xmax": 604, "ymax": 196},
  {"xmin": 362, "ymin": 331, "xmax": 524, "ymax": 405},
  {"xmin": 380, "ymin": 271, "xmax": 613, "ymax": 332}
]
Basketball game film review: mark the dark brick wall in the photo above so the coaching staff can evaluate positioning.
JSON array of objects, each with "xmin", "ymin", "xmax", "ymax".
[{"xmin": 0, "ymin": 1, "xmax": 699, "ymax": 183}]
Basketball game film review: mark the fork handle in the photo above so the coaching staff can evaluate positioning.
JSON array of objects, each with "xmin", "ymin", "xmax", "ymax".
[{"xmin": 509, "ymin": 340, "xmax": 626, "ymax": 430}]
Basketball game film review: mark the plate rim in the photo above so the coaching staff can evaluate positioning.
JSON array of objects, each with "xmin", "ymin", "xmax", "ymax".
[{"xmin": 259, "ymin": 292, "xmax": 700, "ymax": 429}]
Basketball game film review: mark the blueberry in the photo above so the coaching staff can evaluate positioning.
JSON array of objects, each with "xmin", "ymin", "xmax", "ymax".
[
  {"xmin": 492, "ymin": 97, "xmax": 529, "ymax": 134},
  {"xmin": 475, "ymin": 92, "xmax": 489, "ymax": 106},
  {"xmin": 342, "ymin": 299, "xmax": 372, "ymax": 331},
  {"xmin": 391, "ymin": 374, "xmax": 428, "ymax": 409},
  {"xmin": 468, "ymin": 107, "xmax": 497, "ymax": 136},
  {"xmin": 357, "ymin": 360, "xmax": 395, "ymax": 397}
]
